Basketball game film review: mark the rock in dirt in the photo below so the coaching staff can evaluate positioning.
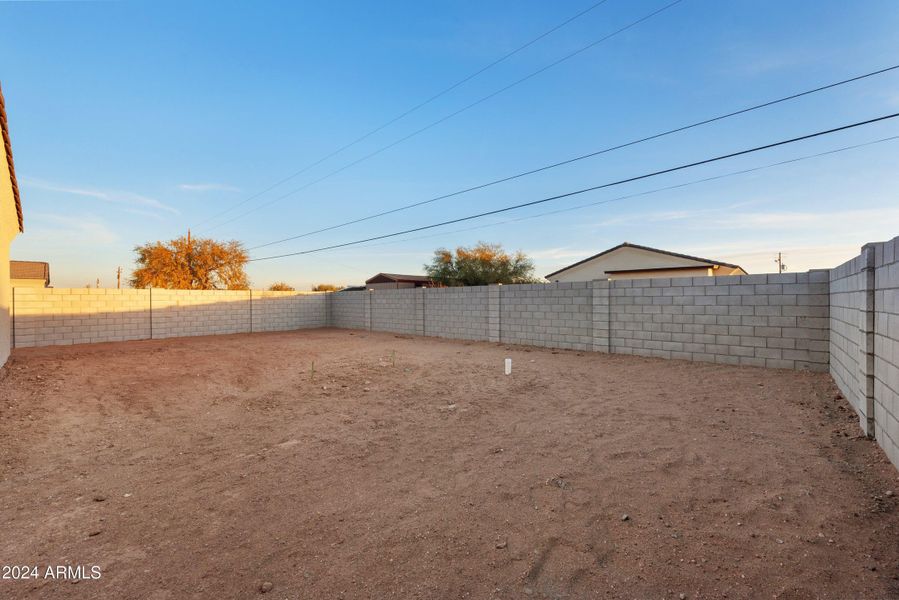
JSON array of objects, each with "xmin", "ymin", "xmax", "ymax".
[
  {"xmin": 886, "ymin": 490, "xmax": 894, "ymax": 497},
  {"xmin": 92, "ymin": 495, "xmax": 106, "ymax": 502},
  {"xmin": 259, "ymin": 581, "xmax": 273, "ymax": 593},
  {"xmin": 548, "ymin": 476, "xmax": 569, "ymax": 489},
  {"xmin": 621, "ymin": 514, "xmax": 630, "ymax": 521},
  {"xmin": 495, "ymin": 541, "xmax": 507, "ymax": 549}
]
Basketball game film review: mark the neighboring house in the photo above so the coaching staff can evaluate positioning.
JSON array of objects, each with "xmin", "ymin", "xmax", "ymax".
[
  {"xmin": 1, "ymin": 83, "xmax": 24, "ymax": 366},
  {"xmin": 546, "ymin": 242, "xmax": 746, "ymax": 282},
  {"xmin": 365, "ymin": 273, "xmax": 435, "ymax": 290},
  {"xmin": 10, "ymin": 260, "xmax": 49, "ymax": 288}
]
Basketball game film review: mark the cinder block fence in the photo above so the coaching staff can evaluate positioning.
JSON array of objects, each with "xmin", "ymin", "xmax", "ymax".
[
  {"xmin": 11, "ymin": 289, "xmax": 327, "ymax": 347},
  {"xmin": 8, "ymin": 235, "xmax": 899, "ymax": 470},
  {"xmin": 332, "ymin": 273, "xmax": 830, "ymax": 370}
]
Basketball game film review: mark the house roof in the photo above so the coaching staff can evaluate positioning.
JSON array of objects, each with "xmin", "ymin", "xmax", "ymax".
[
  {"xmin": 0, "ymin": 82, "xmax": 23, "ymax": 233},
  {"xmin": 11, "ymin": 260, "xmax": 50, "ymax": 282},
  {"xmin": 365, "ymin": 272, "xmax": 433, "ymax": 284},
  {"xmin": 545, "ymin": 242, "xmax": 744, "ymax": 278}
]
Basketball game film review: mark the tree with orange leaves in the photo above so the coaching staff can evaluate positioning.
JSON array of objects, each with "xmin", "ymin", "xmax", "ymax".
[
  {"xmin": 424, "ymin": 241, "xmax": 541, "ymax": 286},
  {"xmin": 130, "ymin": 235, "xmax": 249, "ymax": 290}
]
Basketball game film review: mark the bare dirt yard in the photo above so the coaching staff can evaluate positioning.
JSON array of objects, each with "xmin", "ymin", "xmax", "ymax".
[{"xmin": 1, "ymin": 329, "xmax": 897, "ymax": 599}]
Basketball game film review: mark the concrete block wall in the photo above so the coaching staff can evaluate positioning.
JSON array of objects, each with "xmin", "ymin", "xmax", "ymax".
[
  {"xmin": 330, "ymin": 290, "xmax": 366, "ymax": 330},
  {"xmin": 500, "ymin": 282, "xmax": 594, "ymax": 351},
  {"xmin": 370, "ymin": 288, "xmax": 420, "ymax": 335},
  {"xmin": 487, "ymin": 286, "xmax": 500, "ymax": 343},
  {"xmin": 331, "ymin": 275, "xmax": 829, "ymax": 367},
  {"xmin": 829, "ymin": 250, "xmax": 873, "ymax": 433},
  {"xmin": 11, "ymin": 288, "xmax": 328, "ymax": 347},
  {"xmin": 251, "ymin": 291, "xmax": 328, "ymax": 332},
  {"xmin": 424, "ymin": 285, "xmax": 491, "ymax": 341},
  {"xmin": 8, "ymin": 241, "xmax": 899, "ymax": 471},
  {"xmin": 592, "ymin": 280, "xmax": 611, "ymax": 352},
  {"xmin": 150, "ymin": 289, "xmax": 251, "ymax": 339},
  {"xmin": 12, "ymin": 288, "xmax": 151, "ymax": 346},
  {"xmin": 873, "ymin": 237, "xmax": 899, "ymax": 467},
  {"xmin": 827, "ymin": 236, "xmax": 899, "ymax": 470},
  {"xmin": 610, "ymin": 272, "xmax": 830, "ymax": 371}
]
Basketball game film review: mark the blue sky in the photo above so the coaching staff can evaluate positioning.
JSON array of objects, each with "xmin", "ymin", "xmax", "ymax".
[{"xmin": 2, "ymin": 0, "xmax": 899, "ymax": 289}]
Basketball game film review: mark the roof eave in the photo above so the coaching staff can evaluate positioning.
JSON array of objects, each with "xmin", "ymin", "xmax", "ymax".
[
  {"xmin": 365, "ymin": 272, "xmax": 432, "ymax": 284},
  {"xmin": 545, "ymin": 243, "xmax": 629, "ymax": 278},
  {"xmin": 545, "ymin": 242, "xmax": 745, "ymax": 278},
  {"xmin": 0, "ymin": 82, "xmax": 23, "ymax": 233}
]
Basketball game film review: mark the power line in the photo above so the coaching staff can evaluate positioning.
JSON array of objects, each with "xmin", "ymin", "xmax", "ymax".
[
  {"xmin": 247, "ymin": 63, "xmax": 899, "ymax": 251},
  {"xmin": 337, "ymin": 134, "xmax": 899, "ymax": 252},
  {"xmin": 203, "ymin": 0, "xmax": 685, "ymax": 233},
  {"xmin": 247, "ymin": 111, "xmax": 899, "ymax": 262},
  {"xmin": 191, "ymin": 0, "xmax": 612, "ymax": 230}
]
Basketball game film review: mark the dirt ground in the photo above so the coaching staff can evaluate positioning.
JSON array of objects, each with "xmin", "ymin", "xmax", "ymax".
[{"xmin": 0, "ymin": 329, "xmax": 897, "ymax": 600}]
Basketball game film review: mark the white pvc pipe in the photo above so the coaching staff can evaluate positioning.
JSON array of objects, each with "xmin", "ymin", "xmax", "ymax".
[{"xmin": 504, "ymin": 358, "xmax": 512, "ymax": 375}]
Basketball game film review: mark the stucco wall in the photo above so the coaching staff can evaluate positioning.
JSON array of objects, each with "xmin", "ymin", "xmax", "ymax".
[
  {"xmin": 10, "ymin": 278, "xmax": 45, "ymax": 288},
  {"xmin": 0, "ymin": 141, "xmax": 18, "ymax": 367},
  {"xmin": 0, "ymin": 237, "xmax": 12, "ymax": 366}
]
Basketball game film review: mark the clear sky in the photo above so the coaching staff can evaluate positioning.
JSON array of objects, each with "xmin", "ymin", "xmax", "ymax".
[{"xmin": 2, "ymin": 0, "xmax": 899, "ymax": 289}]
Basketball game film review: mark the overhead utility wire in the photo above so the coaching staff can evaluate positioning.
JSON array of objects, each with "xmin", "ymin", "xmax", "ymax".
[
  {"xmin": 344, "ymin": 134, "xmax": 899, "ymax": 251},
  {"xmin": 204, "ymin": 0, "xmax": 685, "ymax": 233},
  {"xmin": 191, "ymin": 0, "xmax": 612, "ymax": 229},
  {"xmin": 221, "ymin": 135, "xmax": 899, "ymax": 272},
  {"xmin": 248, "ymin": 63, "xmax": 899, "ymax": 251},
  {"xmin": 247, "ymin": 111, "xmax": 899, "ymax": 262}
]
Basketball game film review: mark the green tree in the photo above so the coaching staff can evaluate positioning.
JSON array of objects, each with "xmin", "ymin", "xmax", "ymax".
[
  {"xmin": 268, "ymin": 282, "xmax": 295, "ymax": 291},
  {"xmin": 130, "ymin": 235, "xmax": 249, "ymax": 290},
  {"xmin": 312, "ymin": 283, "xmax": 341, "ymax": 292},
  {"xmin": 424, "ymin": 242, "xmax": 541, "ymax": 286}
]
